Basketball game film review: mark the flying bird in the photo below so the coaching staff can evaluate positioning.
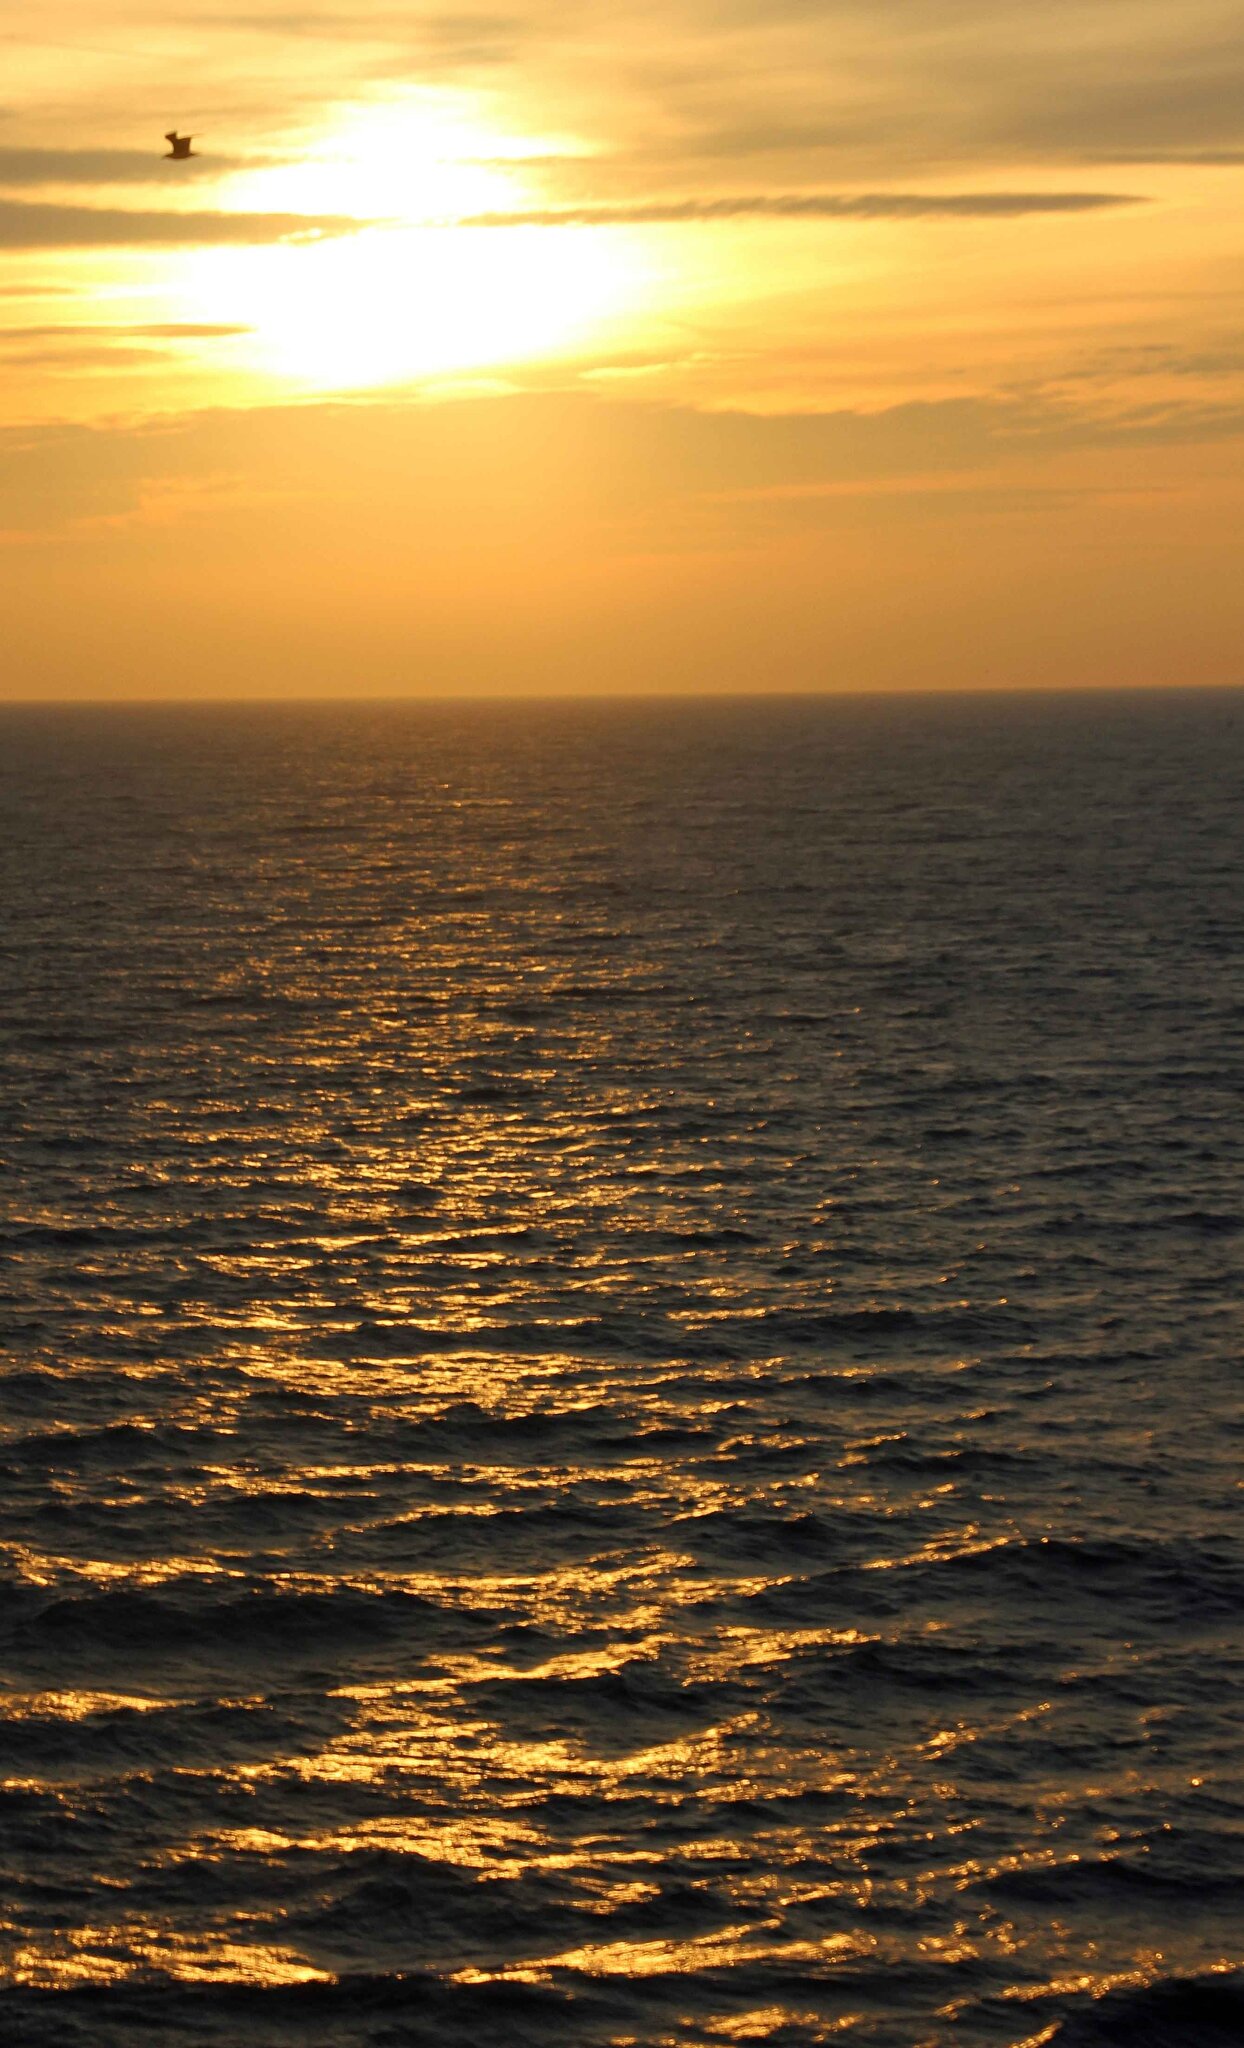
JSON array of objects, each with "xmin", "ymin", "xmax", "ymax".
[{"xmin": 164, "ymin": 131, "xmax": 195, "ymax": 159}]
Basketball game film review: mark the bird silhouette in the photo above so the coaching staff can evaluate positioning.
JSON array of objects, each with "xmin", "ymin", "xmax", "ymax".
[{"xmin": 164, "ymin": 131, "xmax": 195, "ymax": 159}]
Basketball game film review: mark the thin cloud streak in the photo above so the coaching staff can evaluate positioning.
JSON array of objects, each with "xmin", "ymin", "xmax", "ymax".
[
  {"xmin": 0, "ymin": 200, "xmax": 370, "ymax": 248},
  {"xmin": 0, "ymin": 323, "xmax": 252, "ymax": 340},
  {"xmin": 0, "ymin": 148, "xmax": 241, "ymax": 186},
  {"xmin": 1080, "ymin": 148, "xmax": 1244, "ymax": 166},
  {"xmin": 458, "ymin": 190, "xmax": 1145, "ymax": 226}
]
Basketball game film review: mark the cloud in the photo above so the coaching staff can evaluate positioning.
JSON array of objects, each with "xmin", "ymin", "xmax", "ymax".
[
  {"xmin": 1081, "ymin": 149, "xmax": 1244, "ymax": 166},
  {"xmin": 1, "ymin": 322, "xmax": 251, "ymax": 335},
  {"xmin": 458, "ymin": 190, "xmax": 1144, "ymax": 226},
  {"xmin": 0, "ymin": 200, "xmax": 368, "ymax": 248},
  {"xmin": 987, "ymin": 36, "xmax": 1244, "ymax": 160},
  {"xmin": 0, "ymin": 148, "xmax": 236, "ymax": 186},
  {"xmin": 7, "ymin": 1, "xmax": 1243, "ymax": 199},
  {"xmin": 6, "ymin": 391, "xmax": 988, "ymax": 538},
  {"xmin": 505, "ymin": 0, "xmax": 1244, "ymax": 180},
  {"xmin": 188, "ymin": 3, "xmax": 535, "ymax": 73},
  {"xmin": 35, "ymin": 0, "xmax": 1234, "ymax": 175},
  {"xmin": 1026, "ymin": 340, "xmax": 1244, "ymax": 388},
  {"xmin": 0, "ymin": 320, "xmax": 252, "ymax": 371},
  {"xmin": 4, "ymin": 384, "xmax": 1242, "ymax": 542},
  {"xmin": 0, "ymin": 322, "xmax": 252, "ymax": 343},
  {"xmin": 0, "ymin": 343, "xmax": 172, "ymax": 369}
]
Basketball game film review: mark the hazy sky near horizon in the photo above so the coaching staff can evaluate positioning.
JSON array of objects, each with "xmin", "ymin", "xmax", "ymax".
[{"xmin": 2, "ymin": 0, "xmax": 1242, "ymax": 698}]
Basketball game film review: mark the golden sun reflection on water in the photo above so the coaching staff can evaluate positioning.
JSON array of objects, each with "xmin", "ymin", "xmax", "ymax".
[
  {"xmin": 7, "ymin": 1379, "xmax": 1235, "ymax": 2031},
  {"xmin": 1, "ymin": 688, "xmax": 1240, "ymax": 2048},
  {"xmin": 11, "ymin": 1933, "xmax": 331, "ymax": 1992},
  {"xmin": 5, "ymin": 992, "xmax": 1237, "ymax": 2037}
]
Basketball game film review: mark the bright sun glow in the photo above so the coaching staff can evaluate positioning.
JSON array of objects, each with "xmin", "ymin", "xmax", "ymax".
[
  {"xmin": 173, "ymin": 95, "xmax": 640, "ymax": 390},
  {"xmin": 179, "ymin": 223, "xmax": 642, "ymax": 388},
  {"xmin": 232, "ymin": 94, "xmax": 532, "ymax": 225}
]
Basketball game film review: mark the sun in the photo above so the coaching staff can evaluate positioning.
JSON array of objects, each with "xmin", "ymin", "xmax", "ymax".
[
  {"xmin": 230, "ymin": 92, "xmax": 537, "ymax": 225},
  {"xmin": 173, "ymin": 95, "xmax": 647, "ymax": 390}
]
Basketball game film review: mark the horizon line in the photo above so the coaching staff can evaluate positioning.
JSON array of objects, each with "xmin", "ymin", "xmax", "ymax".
[{"xmin": 2, "ymin": 679, "xmax": 1241, "ymax": 712}]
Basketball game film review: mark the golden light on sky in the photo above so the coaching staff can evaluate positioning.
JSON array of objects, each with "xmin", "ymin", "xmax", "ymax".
[
  {"xmin": 1, "ymin": 0, "xmax": 1242, "ymax": 696},
  {"xmin": 172, "ymin": 223, "xmax": 638, "ymax": 389},
  {"xmin": 187, "ymin": 94, "xmax": 658, "ymax": 388}
]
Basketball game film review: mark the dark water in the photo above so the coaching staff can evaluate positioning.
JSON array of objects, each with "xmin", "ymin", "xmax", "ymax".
[{"xmin": 1, "ymin": 689, "xmax": 1242, "ymax": 2048}]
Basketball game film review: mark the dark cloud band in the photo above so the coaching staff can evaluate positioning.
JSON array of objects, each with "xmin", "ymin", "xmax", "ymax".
[
  {"xmin": 456, "ymin": 190, "xmax": 1144, "ymax": 226},
  {"xmin": 0, "ymin": 322, "xmax": 252, "ymax": 341},
  {"xmin": 0, "ymin": 200, "xmax": 366, "ymax": 248},
  {"xmin": 0, "ymin": 149, "xmax": 229, "ymax": 186}
]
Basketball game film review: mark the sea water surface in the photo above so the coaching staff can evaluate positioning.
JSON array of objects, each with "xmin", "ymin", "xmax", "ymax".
[{"xmin": 1, "ymin": 689, "xmax": 1242, "ymax": 2047}]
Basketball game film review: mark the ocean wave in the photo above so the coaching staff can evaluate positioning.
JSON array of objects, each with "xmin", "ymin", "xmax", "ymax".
[
  {"xmin": 1045, "ymin": 1970, "xmax": 1244, "ymax": 2045},
  {"xmin": 3, "ymin": 1583, "xmax": 500, "ymax": 1679}
]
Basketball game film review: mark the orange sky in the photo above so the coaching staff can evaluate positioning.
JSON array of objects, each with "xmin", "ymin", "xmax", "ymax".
[{"xmin": 1, "ymin": 0, "xmax": 1242, "ymax": 698}]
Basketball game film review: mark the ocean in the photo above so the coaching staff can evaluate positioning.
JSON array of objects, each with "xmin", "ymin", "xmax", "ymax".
[{"xmin": 1, "ymin": 688, "xmax": 1241, "ymax": 2047}]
